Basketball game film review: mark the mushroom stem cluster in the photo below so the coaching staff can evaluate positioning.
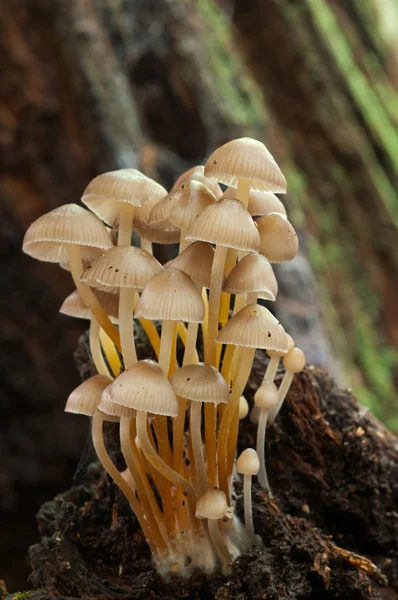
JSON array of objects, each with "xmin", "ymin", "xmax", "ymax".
[{"xmin": 23, "ymin": 138, "xmax": 306, "ymax": 577}]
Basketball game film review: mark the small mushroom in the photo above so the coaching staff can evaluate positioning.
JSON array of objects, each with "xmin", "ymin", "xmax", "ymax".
[
  {"xmin": 268, "ymin": 347, "xmax": 306, "ymax": 425},
  {"xmin": 254, "ymin": 381, "xmax": 279, "ymax": 492},
  {"xmin": 195, "ymin": 489, "xmax": 232, "ymax": 573},
  {"xmin": 236, "ymin": 448, "xmax": 260, "ymax": 540}
]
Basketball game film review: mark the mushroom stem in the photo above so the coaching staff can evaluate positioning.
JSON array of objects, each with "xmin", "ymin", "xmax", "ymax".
[
  {"xmin": 246, "ymin": 291, "xmax": 258, "ymax": 305},
  {"xmin": 250, "ymin": 356, "xmax": 280, "ymax": 424},
  {"xmin": 119, "ymin": 287, "xmax": 137, "ymax": 369},
  {"xmin": 204, "ymin": 403, "xmax": 218, "ymax": 488},
  {"xmin": 179, "ymin": 230, "xmax": 189, "ymax": 253},
  {"xmin": 243, "ymin": 473, "xmax": 255, "ymax": 539},
  {"xmin": 99, "ymin": 327, "xmax": 121, "ymax": 377},
  {"xmin": 173, "ymin": 396, "xmax": 187, "ymax": 474},
  {"xmin": 137, "ymin": 410, "xmax": 195, "ymax": 498},
  {"xmin": 118, "ymin": 204, "xmax": 135, "ymax": 246},
  {"xmin": 207, "ymin": 245, "xmax": 229, "ymax": 366},
  {"xmin": 67, "ymin": 244, "xmax": 121, "ymax": 351},
  {"xmin": 256, "ymin": 408, "xmax": 272, "ymax": 492},
  {"xmin": 190, "ymin": 401, "xmax": 208, "ymax": 495},
  {"xmin": 217, "ymin": 347, "xmax": 256, "ymax": 497},
  {"xmin": 89, "ymin": 319, "xmax": 110, "ymax": 376},
  {"xmin": 268, "ymin": 371, "xmax": 294, "ymax": 425},
  {"xmin": 226, "ymin": 403, "xmax": 240, "ymax": 480},
  {"xmin": 201, "ymin": 288, "xmax": 209, "ymax": 360},
  {"xmin": 221, "ymin": 344, "xmax": 236, "ymax": 384},
  {"xmin": 236, "ymin": 178, "xmax": 251, "ymax": 208},
  {"xmin": 138, "ymin": 318, "xmax": 161, "ymax": 358},
  {"xmin": 159, "ymin": 320, "xmax": 177, "ymax": 374},
  {"xmin": 140, "ymin": 237, "xmax": 153, "ymax": 255},
  {"xmin": 91, "ymin": 410, "xmax": 164, "ymax": 555},
  {"xmin": 208, "ymin": 519, "xmax": 231, "ymax": 571},
  {"xmin": 119, "ymin": 417, "xmax": 169, "ymax": 547},
  {"xmin": 183, "ymin": 322, "xmax": 199, "ymax": 366}
]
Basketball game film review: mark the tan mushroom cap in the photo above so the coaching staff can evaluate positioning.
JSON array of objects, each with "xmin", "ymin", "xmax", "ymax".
[
  {"xmin": 98, "ymin": 384, "xmax": 136, "ymax": 419},
  {"xmin": 254, "ymin": 381, "xmax": 279, "ymax": 410},
  {"xmin": 169, "ymin": 180, "xmax": 216, "ymax": 231},
  {"xmin": 65, "ymin": 375, "xmax": 112, "ymax": 417},
  {"xmin": 135, "ymin": 268, "xmax": 205, "ymax": 323},
  {"xmin": 223, "ymin": 253, "xmax": 278, "ymax": 301},
  {"xmin": 134, "ymin": 220, "xmax": 181, "ymax": 244},
  {"xmin": 170, "ymin": 363, "xmax": 229, "ymax": 404},
  {"xmin": 164, "ymin": 241, "xmax": 215, "ymax": 289},
  {"xmin": 60, "ymin": 289, "xmax": 119, "ymax": 322},
  {"xmin": 283, "ymin": 347, "xmax": 306, "ymax": 373},
  {"xmin": 236, "ymin": 448, "xmax": 260, "ymax": 475},
  {"xmin": 257, "ymin": 212, "xmax": 299, "ymax": 263},
  {"xmin": 172, "ymin": 165, "xmax": 222, "ymax": 200},
  {"xmin": 216, "ymin": 303, "xmax": 288, "ymax": 352},
  {"xmin": 148, "ymin": 192, "xmax": 179, "ymax": 228},
  {"xmin": 267, "ymin": 333, "xmax": 294, "ymax": 357},
  {"xmin": 81, "ymin": 245, "xmax": 163, "ymax": 293},
  {"xmin": 239, "ymin": 396, "xmax": 249, "ymax": 419},
  {"xmin": 22, "ymin": 204, "xmax": 113, "ymax": 263},
  {"xmin": 195, "ymin": 489, "xmax": 228, "ymax": 520},
  {"xmin": 186, "ymin": 198, "xmax": 260, "ymax": 252},
  {"xmin": 204, "ymin": 137, "xmax": 287, "ymax": 193},
  {"xmin": 82, "ymin": 169, "xmax": 167, "ymax": 225},
  {"xmin": 221, "ymin": 187, "xmax": 287, "ymax": 217},
  {"xmin": 110, "ymin": 360, "xmax": 179, "ymax": 416}
]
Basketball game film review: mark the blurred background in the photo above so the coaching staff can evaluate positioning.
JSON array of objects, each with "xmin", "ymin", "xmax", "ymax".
[{"xmin": 0, "ymin": 0, "xmax": 397, "ymax": 592}]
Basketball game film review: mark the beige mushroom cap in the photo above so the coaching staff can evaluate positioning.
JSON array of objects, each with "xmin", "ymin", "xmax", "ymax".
[
  {"xmin": 148, "ymin": 192, "xmax": 179, "ymax": 228},
  {"xmin": 80, "ymin": 245, "xmax": 163, "ymax": 293},
  {"xmin": 257, "ymin": 212, "xmax": 299, "ymax": 263},
  {"xmin": 216, "ymin": 303, "xmax": 288, "ymax": 352},
  {"xmin": 195, "ymin": 489, "xmax": 228, "ymax": 520},
  {"xmin": 254, "ymin": 381, "xmax": 279, "ymax": 410},
  {"xmin": 165, "ymin": 241, "xmax": 215, "ymax": 289},
  {"xmin": 204, "ymin": 137, "xmax": 287, "ymax": 193},
  {"xmin": 65, "ymin": 375, "xmax": 112, "ymax": 417},
  {"xmin": 186, "ymin": 198, "xmax": 260, "ymax": 252},
  {"xmin": 239, "ymin": 396, "xmax": 249, "ymax": 420},
  {"xmin": 134, "ymin": 220, "xmax": 181, "ymax": 244},
  {"xmin": 60, "ymin": 289, "xmax": 119, "ymax": 322},
  {"xmin": 22, "ymin": 204, "xmax": 113, "ymax": 264},
  {"xmin": 170, "ymin": 363, "xmax": 229, "ymax": 404},
  {"xmin": 98, "ymin": 384, "xmax": 136, "ymax": 419},
  {"xmin": 135, "ymin": 268, "xmax": 205, "ymax": 323},
  {"xmin": 109, "ymin": 359, "xmax": 179, "ymax": 416},
  {"xmin": 223, "ymin": 253, "xmax": 278, "ymax": 301},
  {"xmin": 82, "ymin": 170, "xmax": 167, "ymax": 225},
  {"xmin": 283, "ymin": 347, "xmax": 306, "ymax": 373},
  {"xmin": 169, "ymin": 180, "xmax": 216, "ymax": 231},
  {"xmin": 222, "ymin": 187, "xmax": 287, "ymax": 217},
  {"xmin": 236, "ymin": 448, "xmax": 260, "ymax": 475}
]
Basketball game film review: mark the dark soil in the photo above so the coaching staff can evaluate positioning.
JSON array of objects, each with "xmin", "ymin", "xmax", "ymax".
[{"xmin": 5, "ymin": 338, "xmax": 398, "ymax": 600}]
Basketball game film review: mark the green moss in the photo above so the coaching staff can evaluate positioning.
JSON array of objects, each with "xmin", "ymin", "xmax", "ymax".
[{"xmin": 11, "ymin": 592, "xmax": 32, "ymax": 600}]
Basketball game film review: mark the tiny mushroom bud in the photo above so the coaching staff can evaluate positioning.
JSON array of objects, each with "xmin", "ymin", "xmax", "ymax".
[
  {"xmin": 268, "ymin": 347, "xmax": 306, "ymax": 425},
  {"xmin": 254, "ymin": 381, "xmax": 279, "ymax": 492},
  {"xmin": 239, "ymin": 396, "xmax": 249, "ymax": 420},
  {"xmin": 236, "ymin": 448, "xmax": 260, "ymax": 540},
  {"xmin": 195, "ymin": 489, "xmax": 232, "ymax": 572},
  {"xmin": 257, "ymin": 212, "xmax": 299, "ymax": 263}
]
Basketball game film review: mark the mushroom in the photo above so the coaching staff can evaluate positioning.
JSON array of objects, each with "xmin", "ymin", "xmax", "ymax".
[
  {"xmin": 268, "ymin": 347, "xmax": 306, "ymax": 425},
  {"xmin": 239, "ymin": 396, "xmax": 249, "ymax": 420},
  {"xmin": 254, "ymin": 381, "xmax": 279, "ymax": 492},
  {"xmin": 204, "ymin": 137, "xmax": 287, "ymax": 209},
  {"xmin": 170, "ymin": 363, "xmax": 229, "ymax": 495},
  {"xmin": 216, "ymin": 303, "xmax": 288, "ymax": 497},
  {"xmin": 82, "ymin": 169, "xmax": 167, "ymax": 246},
  {"xmin": 60, "ymin": 289, "xmax": 118, "ymax": 377},
  {"xmin": 81, "ymin": 245, "xmax": 163, "ymax": 368},
  {"xmin": 221, "ymin": 187, "xmax": 287, "ymax": 217},
  {"xmin": 22, "ymin": 204, "xmax": 121, "ymax": 350},
  {"xmin": 236, "ymin": 448, "xmax": 260, "ymax": 540},
  {"xmin": 195, "ymin": 489, "xmax": 232, "ymax": 573},
  {"xmin": 257, "ymin": 212, "xmax": 299, "ymax": 263}
]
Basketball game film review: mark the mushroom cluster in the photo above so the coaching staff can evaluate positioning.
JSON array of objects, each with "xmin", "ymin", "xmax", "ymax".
[{"xmin": 23, "ymin": 138, "xmax": 305, "ymax": 577}]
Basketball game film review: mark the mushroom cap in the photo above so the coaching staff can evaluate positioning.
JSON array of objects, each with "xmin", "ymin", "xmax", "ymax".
[
  {"xmin": 172, "ymin": 165, "xmax": 222, "ymax": 199},
  {"xmin": 223, "ymin": 253, "xmax": 278, "ymax": 301},
  {"xmin": 134, "ymin": 220, "xmax": 181, "ymax": 244},
  {"xmin": 135, "ymin": 268, "xmax": 205, "ymax": 323},
  {"xmin": 22, "ymin": 204, "xmax": 113, "ymax": 263},
  {"xmin": 80, "ymin": 245, "xmax": 163, "ymax": 293},
  {"xmin": 239, "ymin": 396, "xmax": 249, "ymax": 419},
  {"xmin": 98, "ymin": 384, "xmax": 136, "ymax": 419},
  {"xmin": 283, "ymin": 347, "xmax": 306, "ymax": 373},
  {"xmin": 170, "ymin": 363, "xmax": 229, "ymax": 404},
  {"xmin": 169, "ymin": 180, "xmax": 216, "ymax": 231},
  {"xmin": 254, "ymin": 381, "xmax": 279, "ymax": 410},
  {"xmin": 60, "ymin": 289, "xmax": 119, "ymax": 322},
  {"xmin": 216, "ymin": 303, "xmax": 288, "ymax": 352},
  {"xmin": 257, "ymin": 213, "xmax": 299, "ymax": 263},
  {"xmin": 165, "ymin": 241, "xmax": 215, "ymax": 289},
  {"xmin": 82, "ymin": 170, "xmax": 167, "ymax": 225},
  {"xmin": 65, "ymin": 375, "xmax": 112, "ymax": 417},
  {"xmin": 222, "ymin": 187, "xmax": 287, "ymax": 217},
  {"xmin": 186, "ymin": 198, "xmax": 260, "ymax": 252},
  {"xmin": 195, "ymin": 489, "xmax": 228, "ymax": 520},
  {"xmin": 204, "ymin": 138, "xmax": 287, "ymax": 193},
  {"xmin": 109, "ymin": 360, "xmax": 179, "ymax": 416},
  {"xmin": 236, "ymin": 448, "xmax": 260, "ymax": 475},
  {"xmin": 267, "ymin": 333, "xmax": 294, "ymax": 357},
  {"xmin": 148, "ymin": 192, "xmax": 179, "ymax": 228}
]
